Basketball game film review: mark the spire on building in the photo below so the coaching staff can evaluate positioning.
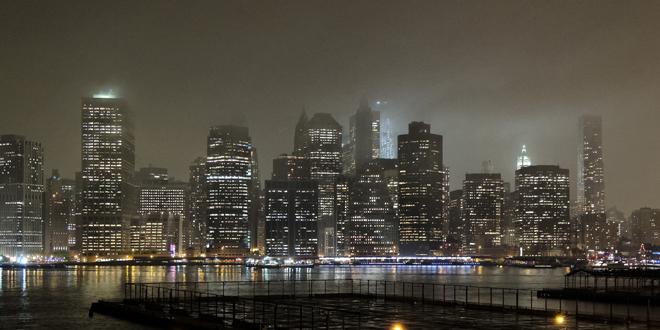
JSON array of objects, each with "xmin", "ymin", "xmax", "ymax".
[{"xmin": 516, "ymin": 145, "xmax": 531, "ymax": 170}]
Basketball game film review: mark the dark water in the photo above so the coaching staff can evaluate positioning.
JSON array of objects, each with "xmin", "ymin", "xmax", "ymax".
[{"xmin": 0, "ymin": 265, "xmax": 570, "ymax": 329}]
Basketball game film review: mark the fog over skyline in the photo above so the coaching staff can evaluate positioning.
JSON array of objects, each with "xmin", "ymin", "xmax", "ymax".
[{"xmin": 2, "ymin": 0, "xmax": 659, "ymax": 213}]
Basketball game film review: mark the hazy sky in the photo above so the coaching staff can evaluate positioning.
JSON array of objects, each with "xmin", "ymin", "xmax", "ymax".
[{"xmin": 2, "ymin": 0, "xmax": 659, "ymax": 213}]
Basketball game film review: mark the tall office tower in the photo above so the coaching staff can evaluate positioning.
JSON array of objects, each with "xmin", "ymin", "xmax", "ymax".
[
  {"xmin": 333, "ymin": 175, "xmax": 351, "ymax": 256},
  {"xmin": 0, "ymin": 135, "xmax": 44, "ymax": 257},
  {"xmin": 44, "ymin": 170, "xmax": 76, "ymax": 256},
  {"xmin": 397, "ymin": 122, "xmax": 444, "ymax": 256},
  {"xmin": 345, "ymin": 161, "xmax": 397, "ymax": 256},
  {"xmin": 463, "ymin": 173, "xmax": 504, "ymax": 254},
  {"xmin": 264, "ymin": 156, "xmax": 318, "ymax": 257},
  {"xmin": 500, "ymin": 183, "xmax": 518, "ymax": 247},
  {"xmin": 206, "ymin": 125, "xmax": 255, "ymax": 255},
  {"xmin": 516, "ymin": 145, "xmax": 531, "ymax": 171},
  {"xmin": 303, "ymin": 113, "xmax": 342, "ymax": 256},
  {"xmin": 380, "ymin": 117, "xmax": 396, "ymax": 159},
  {"xmin": 293, "ymin": 110, "xmax": 309, "ymax": 156},
  {"xmin": 72, "ymin": 171, "xmax": 83, "ymax": 251},
  {"xmin": 446, "ymin": 190, "xmax": 464, "ymax": 255},
  {"xmin": 630, "ymin": 207, "xmax": 660, "ymax": 247},
  {"xmin": 135, "ymin": 167, "xmax": 186, "ymax": 255},
  {"xmin": 248, "ymin": 148, "xmax": 261, "ymax": 252},
  {"xmin": 188, "ymin": 157, "xmax": 207, "ymax": 253},
  {"xmin": 80, "ymin": 96, "xmax": 136, "ymax": 256},
  {"xmin": 577, "ymin": 115, "xmax": 605, "ymax": 215},
  {"xmin": 515, "ymin": 165, "xmax": 570, "ymax": 256},
  {"xmin": 343, "ymin": 99, "xmax": 380, "ymax": 175}
]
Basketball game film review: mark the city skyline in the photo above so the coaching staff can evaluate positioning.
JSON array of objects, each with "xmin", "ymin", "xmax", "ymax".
[{"xmin": 3, "ymin": 1, "xmax": 660, "ymax": 214}]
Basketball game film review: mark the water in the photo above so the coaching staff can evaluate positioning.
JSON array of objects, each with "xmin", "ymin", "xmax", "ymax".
[{"xmin": 0, "ymin": 265, "xmax": 570, "ymax": 329}]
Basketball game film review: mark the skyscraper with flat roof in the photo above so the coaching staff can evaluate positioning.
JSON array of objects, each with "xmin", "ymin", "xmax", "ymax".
[
  {"xmin": 0, "ymin": 135, "xmax": 44, "ymax": 257},
  {"xmin": 397, "ymin": 122, "xmax": 444, "ymax": 256},
  {"xmin": 206, "ymin": 125, "xmax": 254, "ymax": 255},
  {"xmin": 302, "ymin": 113, "xmax": 342, "ymax": 256},
  {"xmin": 80, "ymin": 96, "xmax": 136, "ymax": 256},
  {"xmin": 515, "ymin": 165, "xmax": 570, "ymax": 256},
  {"xmin": 463, "ymin": 173, "xmax": 504, "ymax": 254}
]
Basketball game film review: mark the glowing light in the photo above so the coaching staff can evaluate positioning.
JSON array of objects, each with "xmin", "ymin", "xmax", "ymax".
[
  {"xmin": 93, "ymin": 90, "xmax": 116, "ymax": 98},
  {"xmin": 554, "ymin": 314, "xmax": 565, "ymax": 325},
  {"xmin": 391, "ymin": 322, "xmax": 405, "ymax": 330},
  {"xmin": 17, "ymin": 256, "xmax": 28, "ymax": 265}
]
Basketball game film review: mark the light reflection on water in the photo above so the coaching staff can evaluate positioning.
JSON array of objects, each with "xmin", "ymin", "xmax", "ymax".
[{"xmin": 0, "ymin": 265, "xmax": 569, "ymax": 329}]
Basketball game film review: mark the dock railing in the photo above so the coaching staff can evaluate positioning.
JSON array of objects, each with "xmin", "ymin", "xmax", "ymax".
[{"xmin": 124, "ymin": 279, "xmax": 660, "ymax": 326}]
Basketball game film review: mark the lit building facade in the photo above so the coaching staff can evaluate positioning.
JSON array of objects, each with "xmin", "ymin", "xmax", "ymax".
[
  {"xmin": 346, "ymin": 161, "xmax": 397, "ymax": 256},
  {"xmin": 135, "ymin": 168, "xmax": 187, "ymax": 255},
  {"xmin": 206, "ymin": 125, "xmax": 254, "ymax": 255},
  {"xmin": 515, "ymin": 165, "xmax": 570, "ymax": 256},
  {"xmin": 463, "ymin": 173, "xmax": 504, "ymax": 254},
  {"xmin": 302, "ymin": 113, "xmax": 342, "ymax": 256},
  {"xmin": 188, "ymin": 157, "xmax": 206, "ymax": 252},
  {"xmin": 397, "ymin": 122, "xmax": 444, "ymax": 256},
  {"xmin": 44, "ymin": 169, "xmax": 76, "ymax": 255},
  {"xmin": 446, "ymin": 189, "xmax": 464, "ymax": 255},
  {"xmin": 0, "ymin": 135, "xmax": 44, "ymax": 257},
  {"xmin": 264, "ymin": 156, "xmax": 318, "ymax": 257},
  {"xmin": 80, "ymin": 96, "xmax": 136, "ymax": 256}
]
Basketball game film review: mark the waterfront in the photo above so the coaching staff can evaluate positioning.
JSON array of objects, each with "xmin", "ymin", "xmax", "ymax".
[{"xmin": 0, "ymin": 265, "xmax": 571, "ymax": 329}]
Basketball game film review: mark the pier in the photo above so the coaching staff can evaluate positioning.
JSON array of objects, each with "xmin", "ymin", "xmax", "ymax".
[{"xmin": 90, "ymin": 279, "xmax": 660, "ymax": 328}]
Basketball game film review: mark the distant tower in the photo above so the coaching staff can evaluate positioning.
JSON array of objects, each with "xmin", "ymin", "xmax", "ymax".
[
  {"xmin": 380, "ymin": 117, "xmax": 396, "ymax": 159},
  {"xmin": 516, "ymin": 145, "xmax": 531, "ymax": 170},
  {"xmin": 577, "ymin": 115, "xmax": 605, "ymax": 215},
  {"xmin": 344, "ymin": 98, "xmax": 380, "ymax": 174},
  {"xmin": 293, "ymin": 109, "xmax": 308, "ymax": 156}
]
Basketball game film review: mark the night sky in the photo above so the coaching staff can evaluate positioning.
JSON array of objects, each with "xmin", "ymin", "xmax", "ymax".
[{"xmin": 2, "ymin": 1, "xmax": 659, "ymax": 213}]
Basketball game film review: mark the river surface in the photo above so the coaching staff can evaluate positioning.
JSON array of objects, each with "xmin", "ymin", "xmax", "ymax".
[{"xmin": 0, "ymin": 265, "xmax": 570, "ymax": 329}]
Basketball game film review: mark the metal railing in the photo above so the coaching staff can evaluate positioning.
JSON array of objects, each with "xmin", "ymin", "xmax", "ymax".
[{"xmin": 124, "ymin": 279, "xmax": 660, "ymax": 327}]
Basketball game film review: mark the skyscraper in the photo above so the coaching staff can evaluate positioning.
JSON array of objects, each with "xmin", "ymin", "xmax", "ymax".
[
  {"xmin": 397, "ymin": 122, "xmax": 444, "ymax": 256},
  {"xmin": 343, "ymin": 98, "xmax": 380, "ymax": 175},
  {"xmin": 135, "ymin": 167, "xmax": 186, "ymax": 255},
  {"xmin": 630, "ymin": 207, "xmax": 660, "ymax": 247},
  {"xmin": 80, "ymin": 96, "xmax": 136, "ymax": 256},
  {"xmin": 447, "ymin": 189, "xmax": 465, "ymax": 255},
  {"xmin": 577, "ymin": 115, "xmax": 605, "ymax": 215},
  {"xmin": 515, "ymin": 165, "xmax": 570, "ymax": 256},
  {"xmin": 293, "ymin": 110, "xmax": 308, "ymax": 156},
  {"xmin": 264, "ymin": 156, "xmax": 318, "ymax": 258},
  {"xmin": 206, "ymin": 125, "xmax": 255, "ymax": 255},
  {"xmin": 44, "ymin": 170, "xmax": 76, "ymax": 256},
  {"xmin": 346, "ymin": 161, "xmax": 397, "ymax": 256},
  {"xmin": 188, "ymin": 157, "xmax": 207, "ymax": 253},
  {"xmin": 463, "ymin": 173, "xmax": 504, "ymax": 254},
  {"xmin": 303, "ymin": 113, "xmax": 342, "ymax": 256},
  {"xmin": 0, "ymin": 135, "xmax": 44, "ymax": 257},
  {"xmin": 380, "ymin": 117, "xmax": 396, "ymax": 159},
  {"xmin": 516, "ymin": 145, "xmax": 531, "ymax": 171}
]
